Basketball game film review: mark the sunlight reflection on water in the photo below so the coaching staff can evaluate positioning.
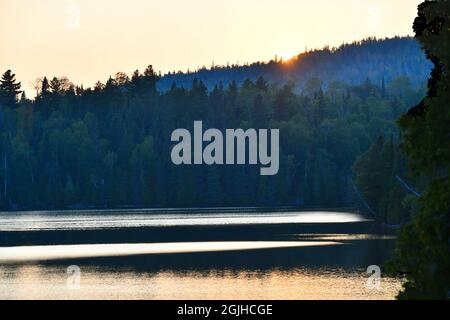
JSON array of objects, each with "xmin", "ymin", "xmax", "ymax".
[
  {"xmin": 0, "ymin": 241, "xmax": 341, "ymax": 263},
  {"xmin": 0, "ymin": 264, "xmax": 403, "ymax": 300},
  {"xmin": 0, "ymin": 210, "xmax": 400, "ymax": 299},
  {"xmin": 0, "ymin": 211, "xmax": 368, "ymax": 231}
]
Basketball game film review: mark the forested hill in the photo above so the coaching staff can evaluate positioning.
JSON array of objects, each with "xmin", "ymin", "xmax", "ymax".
[
  {"xmin": 157, "ymin": 37, "xmax": 431, "ymax": 91},
  {"xmin": 0, "ymin": 35, "xmax": 429, "ymax": 220}
]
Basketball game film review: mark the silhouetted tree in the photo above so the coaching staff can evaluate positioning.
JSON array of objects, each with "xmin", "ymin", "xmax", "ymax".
[
  {"xmin": 0, "ymin": 70, "xmax": 22, "ymax": 108},
  {"xmin": 390, "ymin": 0, "xmax": 450, "ymax": 300}
]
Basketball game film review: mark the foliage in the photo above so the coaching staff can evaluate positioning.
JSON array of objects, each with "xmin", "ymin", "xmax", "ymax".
[
  {"xmin": 353, "ymin": 136, "xmax": 412, "ymax": 224},
  {"xmin": 157, "ymin": 37, "xmax": 431, "ymax": 92},
  {"xmin": 0, "ymin": 61, "xmax": 423, "ymax": 214},
  {"xmin": 390, "ymin": 0, "xmax": 450, "ymax": 299}
]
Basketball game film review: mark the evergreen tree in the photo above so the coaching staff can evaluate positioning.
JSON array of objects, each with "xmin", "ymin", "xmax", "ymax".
[
  {"xmin": 41, "ymin": 77, "xmax": 50, "ymax": 97},
  {"xmin": 0, "ymin": 70, "xmax": 22, "ymax": 108},
  {"xmin": 50, "ymin": 77, "xmax": 62, "ymax": 94}
]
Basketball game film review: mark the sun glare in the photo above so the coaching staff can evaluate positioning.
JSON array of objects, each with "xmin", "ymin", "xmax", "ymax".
[{"xmin": 278, "ymin": 50, "xmax": 300, "ymax": 64}]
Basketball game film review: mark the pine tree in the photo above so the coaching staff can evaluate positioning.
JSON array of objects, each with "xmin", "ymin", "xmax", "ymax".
[
  {"xmin": 255, "ymin": 76, "xmax": 268, "ymax": 92},
  {"xmin": 41, "ymin": 77, "xmax": 50, "ymax": 97},
  {"xmin": 0, "ymin": 70, "xmax": 22, "ymax": 108},
  {"xmin": 50, "ymin": 77, "xmax": 62, "ymax": 94}
]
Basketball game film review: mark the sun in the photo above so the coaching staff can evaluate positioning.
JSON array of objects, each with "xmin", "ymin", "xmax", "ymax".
[{"xmin": 278, "ymin": 49, "xmax": 300, "ymax": 63}]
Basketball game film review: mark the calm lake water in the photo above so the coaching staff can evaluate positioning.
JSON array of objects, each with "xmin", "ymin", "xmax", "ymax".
[
  {"xmin": 0, "ymin": 210, "xmax": 366, "ymax": 231},
  {"xmin": 0, "ymin": 210, "xmax": 403, "ymax": 299}
]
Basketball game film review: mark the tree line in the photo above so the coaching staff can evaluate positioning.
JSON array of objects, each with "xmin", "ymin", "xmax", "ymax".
[
  {"xmin": 0, "ymin": 66, "xmax": 423, "ymax": 223},
  {"xmin": 157, "ymin": 37, "xmax": 431, "ymax": 92}
]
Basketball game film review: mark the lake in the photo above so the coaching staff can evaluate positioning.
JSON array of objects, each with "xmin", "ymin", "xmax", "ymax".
[{"xmin": 0, "ymin": 209, "xmax": 403, "ymax": 299}]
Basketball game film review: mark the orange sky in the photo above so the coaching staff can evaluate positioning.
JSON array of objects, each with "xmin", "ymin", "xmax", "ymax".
[{"xmin": 0, "ymin": 0, "xmax": 422, "ymax": 96}]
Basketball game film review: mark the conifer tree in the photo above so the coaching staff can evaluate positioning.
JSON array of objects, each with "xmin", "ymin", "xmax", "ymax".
[{"xmin": 0, "ymin": 70, "xmax": 22, "ymax": 108}]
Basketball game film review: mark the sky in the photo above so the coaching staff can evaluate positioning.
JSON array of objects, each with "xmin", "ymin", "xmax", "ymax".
[{"xmin": 0, "ymin": 0, "xmax": 422, "ymax": 96}]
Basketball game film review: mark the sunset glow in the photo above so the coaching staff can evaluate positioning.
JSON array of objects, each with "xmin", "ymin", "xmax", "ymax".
[{"xmin": 0, "ymin": 0, "xmax": 422, "ymax": 96}]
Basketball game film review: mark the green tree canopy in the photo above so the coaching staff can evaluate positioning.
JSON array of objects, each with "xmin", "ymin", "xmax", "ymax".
[{"xmin": 392, "ymin": 0, "xmax": 450, "ymax": 299}]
